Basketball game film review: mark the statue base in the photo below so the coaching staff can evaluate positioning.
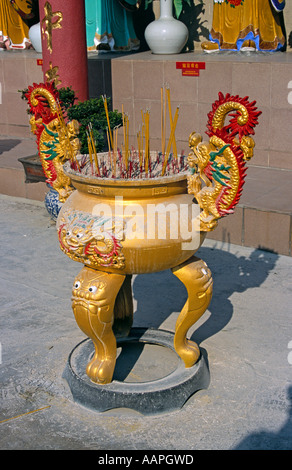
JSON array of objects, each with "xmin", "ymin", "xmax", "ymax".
[{"xmin": 63, "ymin": 328, "xmax": 210, "ymax": 415}]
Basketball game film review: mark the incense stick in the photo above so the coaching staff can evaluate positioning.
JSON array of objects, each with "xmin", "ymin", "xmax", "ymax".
[
  {"xmin": 88, "ymin": 123, "xmax": 100, "ymax": 176},
  {"xmin": 166, "ymin": 87, "xmax": 178, "ymax": 160},
  {"xmin": 161, "ymin": 87, "xmax": 165, "ymax": 155},
  {"xmin": 79, "ymin": 88, "xmax": 184, "ymax": 179},
  {"xmin": 86, "ymin": 129, "xmax": 93, "ymax": 172},
  {"xmin": 162, "ymin": 106, "xmax": 179, "ymax": 176},
  {"xmin": 102, "ymin": 95, "xmax": 113, "ymax": 151}
]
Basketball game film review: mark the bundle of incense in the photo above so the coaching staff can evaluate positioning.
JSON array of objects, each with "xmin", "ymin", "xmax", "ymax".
[
  {"xmin": 74, "ymin": 86, "xmax": 185, "ymax": 179},
  {"xmin": 68, "ymin": 149, "xmax": 188, "ymax": 180}
]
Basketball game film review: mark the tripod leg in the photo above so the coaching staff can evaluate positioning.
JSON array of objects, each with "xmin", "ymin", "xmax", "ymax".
[
  {"xmin": 72, "ymin": 266, "xmax": 125, "ymax": 384},
  {"xmin": 172, "ymin": 256, "xmax": 213, "ymax": 367}
]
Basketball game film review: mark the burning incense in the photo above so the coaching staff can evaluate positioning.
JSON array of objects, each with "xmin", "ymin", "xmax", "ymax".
[
  {"xmin": 72, "ymin": 86, "xmax": 185, "ymax": 179},
  {"xmin": 68, "ymin": 149, "xmax": 188, "ymax": 180},
  {"xmin": 88, "ymin": 123, "xmax": 100, "ymax": 176},
  {"xmin": 162, "ymin": 105, "xmax": 179, "ymax": 176},
  {"xmin": 144, "ymin": 109, "xmax": 150, "ymax": 176},
  {"xmin": 106, "ymin": 128, "xmax": 113, "ymax": 172},
  {"xmin": 161, "ymin": 87, "xmax": 165, "ymax": 155},
  {"xmin": 102, "ymin": 95, "xmax": 113, "ymax": 151},
  {"xmin": 113, "ymin": 127, "xmax": 118, "ymax": 178},
  {"xmin": 122, "ymin": 105, "xmax": 130, "ymax": 170},
  {"xmin": 86, "ymin": 129, "xmax": 93, "ymax": 172},
  {"xmin": 137, "ymin": 128, "xmax": 143, "ymax": 174},
  {"xmin": 166, "ymin": 87, "xmax": 178, "ymax": 161},
  {"xmin": 125, "ymin": 113, "xmax": 130, "ymax": 170}
]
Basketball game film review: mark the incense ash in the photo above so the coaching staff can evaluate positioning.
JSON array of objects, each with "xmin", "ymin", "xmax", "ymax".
[{"xmin": 65, "ymin": 150, "xmax": 189, "ymax": 180}]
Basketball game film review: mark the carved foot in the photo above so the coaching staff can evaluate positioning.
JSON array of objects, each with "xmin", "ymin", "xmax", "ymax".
[
  {"xmin": 172, "ymin": 256, "xmax": 213, "ymax": 367},
  {"xmin": 72, "ymin": 266, "xmax": 125, "ymax": 384},
  {"xmin": 201, "ymin": 41, "xmax": 219, "ymax": 53}
]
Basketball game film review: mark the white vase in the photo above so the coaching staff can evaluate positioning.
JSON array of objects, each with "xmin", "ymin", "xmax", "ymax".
[
  {"xmin": 144, "ymin": 0, "xmax": 188, "ymax": 54},
  {"xmin": 29, "ymin": 22, "xmax": 42, "ymax": 53}
]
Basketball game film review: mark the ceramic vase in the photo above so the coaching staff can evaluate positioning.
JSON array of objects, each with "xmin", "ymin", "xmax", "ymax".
[
  {"xmin": 29, "ymin": 22, "xmax": 42, "ymax": 52},
  {"xmin": 45, "ymin": 186, "xmax": 63, "ymax": 221},
  {"xmin": 144, "ymin": 0, "xmax": 188, "ymax": 54}
]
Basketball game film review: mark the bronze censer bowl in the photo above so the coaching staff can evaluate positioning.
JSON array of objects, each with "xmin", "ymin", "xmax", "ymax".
[
  {"xmin": 26, "ymin": 84, "xmax": 261, "ymax": 407},
  {"xmin": 57, "ymin": 168, "xmax": 209, "ymax": 385}
]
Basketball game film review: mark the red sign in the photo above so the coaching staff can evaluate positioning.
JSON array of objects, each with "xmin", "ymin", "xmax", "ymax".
[
  {"xmin": 37, "ymin": 59, "xmax": 43, "ymax": 66},
  {"xmin": 176, "ymin": 61, "xmax": 205, "ymax": 77}
]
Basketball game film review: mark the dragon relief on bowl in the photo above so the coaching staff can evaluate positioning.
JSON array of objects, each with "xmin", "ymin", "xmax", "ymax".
[{"xmin": 58, "ymin": 208, "xmax": 126, "ymax": 270}]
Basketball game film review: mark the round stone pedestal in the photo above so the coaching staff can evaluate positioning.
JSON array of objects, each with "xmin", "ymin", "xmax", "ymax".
[{"xmin": 63, "ymin": 328, "xmax": 210, "ymax": 415}]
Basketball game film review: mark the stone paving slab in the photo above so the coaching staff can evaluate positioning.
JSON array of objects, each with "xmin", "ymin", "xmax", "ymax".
[{"xmin": 0, "ymin": 194, "xmax": 291, "ymax": 450}]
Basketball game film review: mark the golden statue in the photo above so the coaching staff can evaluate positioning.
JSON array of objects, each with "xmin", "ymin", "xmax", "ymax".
[{"xmin": 0, "ymin": 0, "xmax": 33, "ymax": 50}]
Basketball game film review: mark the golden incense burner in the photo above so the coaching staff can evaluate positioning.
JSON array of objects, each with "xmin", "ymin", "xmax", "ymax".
[
  {"xmin": 57, "ymin": 169, "xmax": 209, "ymax": 384},
  {"xmin": 26, "ymin": 84, "xmax": 261, "ymax": 388}
]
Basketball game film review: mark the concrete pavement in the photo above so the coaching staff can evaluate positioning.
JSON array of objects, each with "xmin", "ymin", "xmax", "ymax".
[{"xmin": 0, "ymin": 193, "xmax": 291, "ymax": 450}]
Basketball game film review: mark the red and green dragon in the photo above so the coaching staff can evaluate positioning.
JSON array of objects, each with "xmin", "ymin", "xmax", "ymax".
[
  {"xmin": 188, "ymin": 92, "xmax": 261, "ymax": 231},
  {"xmin": 25, "ymin": 82, "xmax": 80, "ymax": 202}
]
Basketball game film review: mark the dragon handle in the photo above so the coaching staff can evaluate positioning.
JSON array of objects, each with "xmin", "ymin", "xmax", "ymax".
[
  {"xmin": 25, "ymin": 82, "xmax": 80, "ymax": 203},
  {"xmin": 188, "ymin": 92, "xmax": 261, "ymax": 232},
  {"xmin": 29, "ymin": 87, "xmax": 58, "ymax": 115}
]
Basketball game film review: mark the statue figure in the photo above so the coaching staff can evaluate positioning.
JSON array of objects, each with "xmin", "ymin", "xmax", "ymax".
[
  {"xmin": 85, "ymin": 0, "xmax": 140, "ymax": 52},
  {"xmin": 202, "ymin": 0, "xmax": 286, "ymax": 52},
  {"xmin": 0, "ymin": 0, "xmax": 33, "ymax": 50}
]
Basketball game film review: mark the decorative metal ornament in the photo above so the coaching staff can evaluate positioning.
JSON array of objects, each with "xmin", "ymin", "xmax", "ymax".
[
  {"xmin": 24, "ymin": 84, "xmax": 261, "ymax": 390},
  {"xmin": 187, "ymin": 93, "xmax": 261, "ymax": 231},
  {"xmin": 41, "ymin": 1, "xmax": 63, "ymax": 53},
  {"xmin": 25, "ymin": 82, "xmax": 80, "ymax": 203}
]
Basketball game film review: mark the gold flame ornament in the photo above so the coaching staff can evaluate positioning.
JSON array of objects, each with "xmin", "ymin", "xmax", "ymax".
[{"xmin": 41, "ymin": 1, "xmax": 63, "ymax": 54}]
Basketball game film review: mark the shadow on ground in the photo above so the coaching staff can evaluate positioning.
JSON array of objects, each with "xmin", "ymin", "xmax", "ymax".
[
  {"xmin": 0, "ymin": 139, "xmax": 21, "ymax": 155},
  {"xmin": 132, "ymin": 244, "xmax": 279, "ymax": 346},
  {"xmin": 233, "ymin": 386, "xmax": 292, "ymax": 450}
]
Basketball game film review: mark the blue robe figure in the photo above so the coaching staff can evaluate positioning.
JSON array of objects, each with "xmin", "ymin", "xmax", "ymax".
[{"xmin": 85, "ymin": 0, "xmax": 140, "ymax": 52}]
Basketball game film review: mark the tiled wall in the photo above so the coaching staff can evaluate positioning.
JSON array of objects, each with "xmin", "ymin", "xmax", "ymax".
[
  {"xmin": 112, "ymin": 51, "xmax": 292, "ymax": 171},
  {"xmin": 0, "ymin": 51, "xmax": 115, "ymax": 138},
  {"xmin": 111, "ymin": 50, "xmax": 292, "ymax": 256},
  {"xmin": 0, "ymin": 51, "xmax": 43, "ymax": 137}
]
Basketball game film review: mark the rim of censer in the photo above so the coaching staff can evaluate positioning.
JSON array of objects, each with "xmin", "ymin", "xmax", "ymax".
[{"xmin": 64, "ymin": 160, "xmax": 189, "ymax": 198}]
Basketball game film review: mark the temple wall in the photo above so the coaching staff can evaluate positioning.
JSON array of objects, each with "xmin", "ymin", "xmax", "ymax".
[
  {"xmin": 0, "ymin": 2, "xmax": 291, "ymax": 255},
  {"xmin": 1, "ymin": 1, "xmax": 292, "ymax": 141},
  {"xmin": 112, "ymin": 50, "xmax": 292, "ymax": 172}
]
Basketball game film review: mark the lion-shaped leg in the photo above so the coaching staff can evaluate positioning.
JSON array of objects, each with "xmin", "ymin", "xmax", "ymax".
[
  {"xmin": 172, "ymin": 256, "xmax": 213, "ymax": 367},
  {"xmin": 72, "ymin": 266, "xmax": 126, "ymax": 384}
]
